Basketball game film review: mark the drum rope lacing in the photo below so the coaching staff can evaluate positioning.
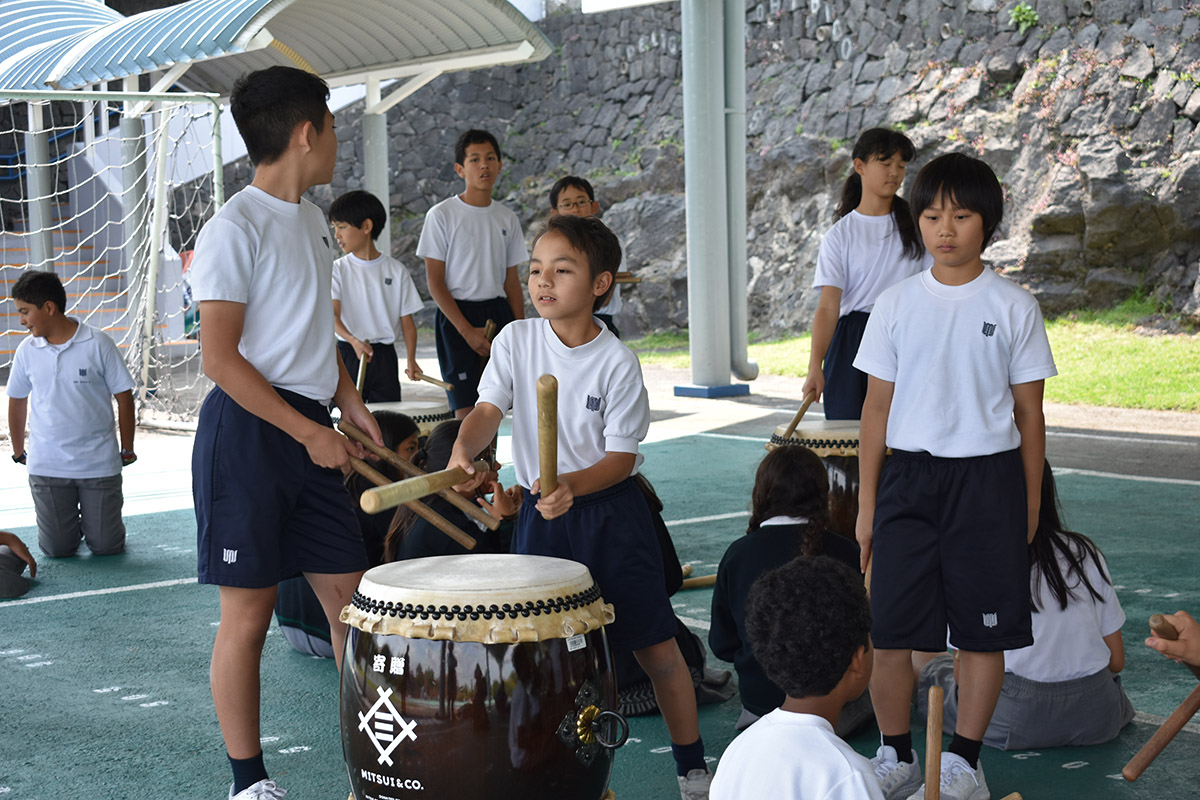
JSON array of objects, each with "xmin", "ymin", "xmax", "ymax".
[{"xmin": 349, "ymin": 583, "xmax": 603, "ymax": 622}]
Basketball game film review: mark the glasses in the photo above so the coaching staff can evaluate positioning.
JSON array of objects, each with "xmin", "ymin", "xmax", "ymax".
[{"xmin": 557, "ymin": 200, "xmax": 592, "ymax": 211}]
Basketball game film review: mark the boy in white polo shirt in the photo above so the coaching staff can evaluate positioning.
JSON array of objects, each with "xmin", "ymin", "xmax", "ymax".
[
  {"xmin": 189, "ymin": 66, "xmax": 383, "ymax": 800},
  {"xmin": 417, "ymin": 129, "xmax": 527, "ymax": 418},
  {"xmin": 854, "ymin": 153, "xmax": 1056, "ymax": 800},
  {"xmin": 7, "ymin": 270, "xmax": 136, "ymax": 559},
  {"xmin": 330, "ymin": 189, "xmax": 424, "ymax": 402}
]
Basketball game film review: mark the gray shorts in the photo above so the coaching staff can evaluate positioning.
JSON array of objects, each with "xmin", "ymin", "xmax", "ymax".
[
  {"xmin": 918, "ymin": 653, "xmax": 1134, "ymax": 749},
  {"xmin": 28, "ymin": 473, "xmax": 126, "ymax": 558}
]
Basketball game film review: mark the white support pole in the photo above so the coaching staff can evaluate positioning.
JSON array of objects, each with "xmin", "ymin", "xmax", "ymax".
[
  {"xmin": 676, "ymin": 0, "xmax": 746, "ymax": 397},
  {"xmin": 120, "ymin": 97, "xmax": 150, "ymax": 353},
  {"xmin": 140, "ymin": 102, "xmax": 172, "ymax": 401},
  {"xmin": 23, "ymin": 101, "xmax": 54, "ymax": 270},
  {"xmin": 363, "ymin": 77, "xmax": 391, "ymax": 256},
  {"xmin": 726, "ymin": 0, "xmax": 757, "ymax": 381}
]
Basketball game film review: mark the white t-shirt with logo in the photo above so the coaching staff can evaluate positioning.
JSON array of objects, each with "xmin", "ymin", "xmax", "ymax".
[
  {"xmin": 332, "ymin": 252, "xmax": 424, "ymax": 344},
  {"xmin": 7, "ymin": 321, "xmax": 135, "ymax": 478},
  {"xmin": 475, "ymin": 318, "xmax": 649, "ymax": 489},
  {"xmin": 813, "ymin": 210, "xmax": 932, "ymax": 317},
  {"xmin": 189, "ymin": 186, "xmax": 341, "ymax": 404},
  {"xmin": 415, "ymin": 196, "xmax": 528, "ymax": 301},
  {"xmin": 853, "ymin": 268, "xmax": 1057, "ymax": 458},
  {"xmin": 711, "ymin": 710, "xmax": 885, "ymax": 800}
]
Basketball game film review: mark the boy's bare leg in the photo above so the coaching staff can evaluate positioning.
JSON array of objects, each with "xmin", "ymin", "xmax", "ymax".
[
  {"xmin": 634, "ymin": 639, "xmax": 699, "ymax": 744},
  {"xmin": 211, "ymin": 585, "xmax": 277, "ymax": 758},
  {"xmin": 871, "ymin": 648, "xmax": 915, "ymax": 734},
  {"xmin": 952, "ymin": 650, "xmax": 1004, "ymax": 740},
  {"xmin": 307, "ymin": 569, "xmax": 366, "ymax": 671}
]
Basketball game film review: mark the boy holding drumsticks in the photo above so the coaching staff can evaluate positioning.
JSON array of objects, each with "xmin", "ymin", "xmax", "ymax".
[
  {"xmin": 448, "ymin": 214, "xmax": 711, "ymax": 799},
  {"xmin": 853, "ymin": 153, "xmax": 1056, "ymax": 800},
  {"xmin": 189, "ymin": 66, "xmax": 383, "ymax": 800}
]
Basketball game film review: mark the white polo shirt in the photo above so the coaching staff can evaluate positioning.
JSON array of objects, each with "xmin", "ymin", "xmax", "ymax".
[
  {"xmin": 7, "ymin": 321, "xmax": 135, "ymax": 478},
  {"xmin": 813, "ymin": 210, "xmax": 932, "ymax": 317},
  {"xmin": 332, "ymin": 252, "xmax": 424, "ymax": 344},
  {"xmin": 189, "ymin": 186, "xmax": 341, "ymax": 404},
  {"xmin": 415, "ymin": 196, "xmax": 528, "ymax": 301},
  {"xmin": 476, "ymin": 318, "xmax": 649, "ymax": 489}
]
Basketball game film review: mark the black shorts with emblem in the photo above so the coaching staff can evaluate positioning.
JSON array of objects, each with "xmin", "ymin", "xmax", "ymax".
[
  {"xmin": 869, "ymin": 448, "xmax": 1032, "ymax": 652},
  {"xmin": 434, "ymin": 296, "xmax": 515, "ymax": 411}
]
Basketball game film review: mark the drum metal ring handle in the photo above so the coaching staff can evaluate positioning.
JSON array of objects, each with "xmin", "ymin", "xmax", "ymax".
[{"xmin": 592, "ymin": 709, "xmax": 630, "ymax": 749}]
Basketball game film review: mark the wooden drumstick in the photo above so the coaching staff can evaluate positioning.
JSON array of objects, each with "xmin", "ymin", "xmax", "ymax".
[
  {"xmin": 361, "ymin": 460, "xmax": 491, "ymax": 515},
  {"xmin": 680, "ymin": 574, "xmax": 717, "ymax": 590},
  {"xmin": 484, "ymin": 319, "xmax": 499, "ymax": 341},
  {"xmin": 538, "ymin": 374, "xmax": 558, "ymax": 496},
  {"xmin": 355, "ymin": 353, "xmax": 368, "ymax": 394},
  {"xmin": 766, "ymin": 390, "xmax": 818, "ymax": 451},
  {"xmin": 1122, "ymin": 683, "xmax": 1200, "ymax": 781},
  {"xmin": 997, "ymin": 795, "xmax": 1023, "ymax": 800},
  {"xmin": 413, "ymin": 371, "xmax": 454, "ymax": 391},
  {"xmin": 614, "ymin": 271, "xmax": 641, "ymax": 284},
  {"xmin": 926, "ymin": 685, "xmax": 944, "ymax": 800},
  {"xmin": 349, "ymin": 457, "xmax": 476, "ymax": 550},
  {"xmin": 338, "ymin": 420, "xmax": 500, "ymax": 531},
  {"xmin": 1150, "ymin": 614, "xmax": 1200, "ymax": 680}
]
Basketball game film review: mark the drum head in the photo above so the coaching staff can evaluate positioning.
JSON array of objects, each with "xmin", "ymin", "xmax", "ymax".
[
  {"xmin": 367, "ymin": 400, "xmax": 453, "ymax": 437},
  {"xmin": 342, "ymin": 555, "xmax": 614, "ymax": 644}
]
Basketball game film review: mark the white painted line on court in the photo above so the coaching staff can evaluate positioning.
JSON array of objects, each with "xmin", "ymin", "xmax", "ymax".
[
  {"xmin": 676, "ymin": 614, "xmax": 711, "ymax": 631},
  {"xmin": 1048, "ymin": 430, "xmax": 1198, "ymax": 446},
  {"xmin": 1, "ymin": 577, "xmax": 196, "ymax": 608},
  {"xmin": 664, "ymin": 511, "xmax": 750, "ymax": 526},
  {"xmin": 696, "ymin": 432, "xmax": 765, "ymax": 443},
  {"xmin": 1055, "ymin": 468, "xmax": 1200, "ymax": 487},
  {"xmin": 1133, "ymin": 710, "xmax": 1200, "ymax": 735}
]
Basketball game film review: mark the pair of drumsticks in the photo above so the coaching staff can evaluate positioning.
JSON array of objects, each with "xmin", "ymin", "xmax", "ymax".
[{"xmin": 354, "ymin": 355, "xmax": 454, "ymax": 394}]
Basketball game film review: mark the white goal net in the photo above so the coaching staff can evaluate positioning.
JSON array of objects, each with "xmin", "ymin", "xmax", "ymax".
[{"xmin": 0, "ymin": 89, "xmax": 223, "ymax": 425}]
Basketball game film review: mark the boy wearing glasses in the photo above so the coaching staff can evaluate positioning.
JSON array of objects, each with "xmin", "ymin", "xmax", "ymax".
[
  {"xmin": 549, "ymin": 175, "xmax": 623, "ymax": 337},
  {"xmin": 417, "ymin": 129, "xmax": 528, "ymax": 418}
]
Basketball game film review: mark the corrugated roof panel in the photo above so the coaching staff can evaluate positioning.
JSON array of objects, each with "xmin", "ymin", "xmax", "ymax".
[{"xmin": 0, "ymin": 0, "xmax": 121, "ymax": 71}]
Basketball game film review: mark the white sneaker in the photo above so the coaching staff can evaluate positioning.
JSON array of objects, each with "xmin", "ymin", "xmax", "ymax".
[
  {"xmin": 678, "ymin": 767, "xmax": 712, "ymax": 800},
  {"xmin": 906, "ymin": 752, "xmax": 989, "ymax": 800},
  {"xmin": 229, "ymin": 779, "xmax": 287, "ymax": 800},
  {"xmin": 871, "ymin": 745, "xmax": 922, "ymax": 800}
]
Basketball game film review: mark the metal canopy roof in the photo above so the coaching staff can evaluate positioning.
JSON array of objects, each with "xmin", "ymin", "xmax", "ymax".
[{"xmin": 0, "ymin": 0, "xmax": 552, "ymax": 95}]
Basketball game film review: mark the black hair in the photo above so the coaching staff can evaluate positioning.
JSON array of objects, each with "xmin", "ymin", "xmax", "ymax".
[
  {"xmin": 834, "ymin": 128, "xmax": 923, "ymax": 261},
  {"xmin": 747, "ymin": 446, "xmax": 830, "ymax": 558},
  {"xmin": 230, "ymin": 66, "xmax": 330, "ymax": 166},
  {"xmin": 330, "ymin": 190, "xmax": 387, "ymax": 240},
  {"xmin": 12, "ymin": 269, "xmax": 66, "ymax": 313},
  {"xmin": 345, "ymin": 411, "xmax": 420, "ymax": 499},
  {"xmin": 1029, "ymin": 461, "xmax": 1113, "ymax": 613},
  {"xmin": 532, "ymin": 214, "xmax": 622, "ymax": 310},
  {"xmin": 909, "ymin": 152, "xmax": 1005, "ymax": 250},
  {"xmin": 745, "ymin": 555, "xmax": 871, "ymax": 698},
  {"xmin": 454, "ymin": 129, "xmax": 502, "ymax": 165},
  {"xmin": 549, "ymin": 175, "xmax": 596, "ymax": 209},
  {"xmin": 383, "ymin": 419, "xmax": 463, "ymax": 561}
]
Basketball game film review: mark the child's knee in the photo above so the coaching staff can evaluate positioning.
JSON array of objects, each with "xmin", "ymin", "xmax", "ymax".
[{"xmin": 38, "ymin": 536, "xmax": 80, "ymax": 559}]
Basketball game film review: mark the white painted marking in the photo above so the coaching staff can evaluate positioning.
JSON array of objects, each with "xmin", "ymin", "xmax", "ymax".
[
  {"xmin": 260, "ymin": 736, "xmax": 281, "ymax": 744},
  {"xmin": 650, "ymin": 746, "xmax": 672, "ymax": 754},
  {"xmin": 1061, "ymin": 761, "xmax": 1089, "ymax": 769},
  {"xmin": 121, "ymin": 694, "xmax": 150, "ymax": 701},
  {"xmin": 140, "ymin": 701, "xmax": 169, "ymax": 708},
  {"xmin": 93, "ymin": 687, "xmax": 122, "ymax": 694},
  {"xmin": 24, "ymin": 661, "xmax": 52, "ymax": 667},
  {"xmin": 696, "ymin": 432, "xmax": 765, "ymax": 443},
  {"xmin": 1054, "ymin": 467, "xmax": 1200, "ymax": 487},
  {"xmin": 664, "ymin": 511, "xmax": 750, "ymax": 527},
  {"xmin": 1134, "ymin": 709, "xmax": 1200, "ymax": 735},
  {"xmin": 1048, "ymin": 430, "xmax": 1196, "ymax": 446},
  {"xmin": 677, "ymin": 614, "xmax": 711, "ymax": 631},
  {"xmin": 0, "ymin": 578, "xmax": 196, "ymax": 607},
  {"xmin": 279, "ymin": 745, "xmax": 311, "ymax": 754}
]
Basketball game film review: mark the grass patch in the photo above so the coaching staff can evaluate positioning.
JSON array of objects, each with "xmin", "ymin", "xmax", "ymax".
[{"xmin": 626, "ymin": 297, "xmax": 1200, "ymax": 412}]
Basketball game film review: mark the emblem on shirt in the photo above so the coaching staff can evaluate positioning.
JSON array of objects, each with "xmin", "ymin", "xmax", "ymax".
[
  {"xmin": 78, "ymin": 368, "xmax": 88, "ymax": 377},
  {"xmin": 321, "ymin": 235, "xmax": 330, "ymax": 248},
  {"xmin": 585, "ymin": 395, "xmax": 601, "ymax": 412},
  {"xmin": 384, "ymin": 277, "xmax": 393, "ymax": 285},
  {"xmin": 982, "ymin": 612, "xmax": 998, "ymax": 628},
  {"xmin": 981, "ymin": 321, "xmax": 997, "ymax": 337}
]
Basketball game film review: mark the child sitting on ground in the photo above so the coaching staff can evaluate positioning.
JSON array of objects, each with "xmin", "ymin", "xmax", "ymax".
[
  {"xmin": 917, "ymin": 461, "xmax": 1133, "ymax": 750},
  {"xmin": 330, "ymin": 190, "xmax": 424, "ymax": 402},
  {"xmin": 709, "ymin": 445, "xmax": 869, "ymax": 736},
  {"xmin": 7, "ymin": 270, "xmax": 137, "ymax": 559},
  {"xmin": 710, "ymin": 555, "xmax": 882, "ymax": 800}
]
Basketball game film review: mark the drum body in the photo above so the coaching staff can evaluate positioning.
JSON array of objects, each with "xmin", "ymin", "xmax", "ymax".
[
  {"xmin": 769, "ymin": 420, "xmax": 861, "ymax": 538},
  {"xmin": 367, "ymin": 400, "xmax": 454, "ymax": 438},
  {"xmin": 341, "ymin": 555, "xmax": 622, "ymax": 800}
]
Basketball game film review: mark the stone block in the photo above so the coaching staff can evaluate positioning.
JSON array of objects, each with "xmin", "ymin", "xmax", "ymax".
[
  {"xmin": 1036, "ymin": 0, "xmax": 1067, "ymax": 27},
  {"xmin": 1132, "ymin": 100, "xmax": 1178, "ymax": 148},
  {"xmin": 1094, "ymin": 0, "xmax": 1130, "ymax": 25},
  {"xmin": 859, "ymin": 59, "xmax": 885, "ymax": 83},
  {"xmin": 1127, "ymin": 17, "xmax": 1155, "ymax": 45},
  {"xmin": 959, "ymin": 41, "xmax": 987, "ymax": 67},
  {"xmin": 852, "ymin": 81, "xmax": 877, "ymax": 106},
  {"xmin": 937, "ymin": 36, "xmax": 963, "ymax": 62},
  {"xmin": 1184, "ymin": 87, "xmax": 1200, "ymax": 121},
  {"xmin": 1039, "ymin": 27, "xmax": 1073, "ymax": 59},
  {"xmin": 1073, "ymin": 23, "xmax": 1100, "ymax": 49},
  {"xmin": 1096, "ymin": 26, "xmax": 1125, "ymax": 59},
  {"xmin": 987, "ymin": 48, "xmax": 1021, "ymax": 84},
  {"xmin": 1120, "ymin": 43, "xmax": 1154, "ymax": 81}
]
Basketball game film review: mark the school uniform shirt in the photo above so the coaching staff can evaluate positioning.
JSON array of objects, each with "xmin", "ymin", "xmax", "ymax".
[
  {"xmin": 332, "ymin": 252, "xmax": 424, "ymax": 344},
  {"xmin": 1005, "ymin": 543, "xmax": 1124, "ymax": 682},
  {"xmin": 476, "ymin": 318, "xmax": 649, "ymax": 489},
  {"xmin": 415, "ymin": 196, "xmax": 528, "ymax": 301},
  {"xmin": 813, "ymin": 210, "xmax": 931, "ymax": 317},
  {"xmin": 189, "ymin": 186, "xmax": 341, "ymax": 405},
  {"xmin": 853, "ymin": 268, "xmax": 1057, "ymax": 458},
  {"xmin": 710, "ymin": 710, "xmax": 885, "ymax": 800},
  {"xmin": 7, "ymin": 321, "xmax": 135, "ymax": 478}
]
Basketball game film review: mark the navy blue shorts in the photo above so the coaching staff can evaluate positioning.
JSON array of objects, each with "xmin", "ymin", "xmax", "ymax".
[
  {"xmin": 515, "ymin": 478, "xmax": 677, "ymax": 651},
  {"xmin": 338, "ymin": 340, "xmax": 401, "ymax": 403},
  {"xmin": 822, "ymin": 310, "xmax": 870, "ymax": 420},
  {"xmin": 870, "ymin": 448, "xmax": 1031, "ymax": 652},
  {"xmin": 193, "ymin": 386, "xmax": 368, "ymax": 588},
  {"xmin": 434, "ymin": 297, "xmax": 515, "ymax": 411}
]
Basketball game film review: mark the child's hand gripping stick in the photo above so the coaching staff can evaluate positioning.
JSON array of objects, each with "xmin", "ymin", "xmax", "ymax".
[
  {"xmin": 1150, "ymin": 613, "xmax": 1200, "ymax": 680},
  {"xmin": 1122, "ymin": 615, "xmax": 1200, "ymax": 781},
  {"xmin": 412, "ymin": 371, "xmax": 454, "ymax": 391},
  {"xmin": 537, "ymin": 374, "xmax": 558, "ymax": 497}
]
